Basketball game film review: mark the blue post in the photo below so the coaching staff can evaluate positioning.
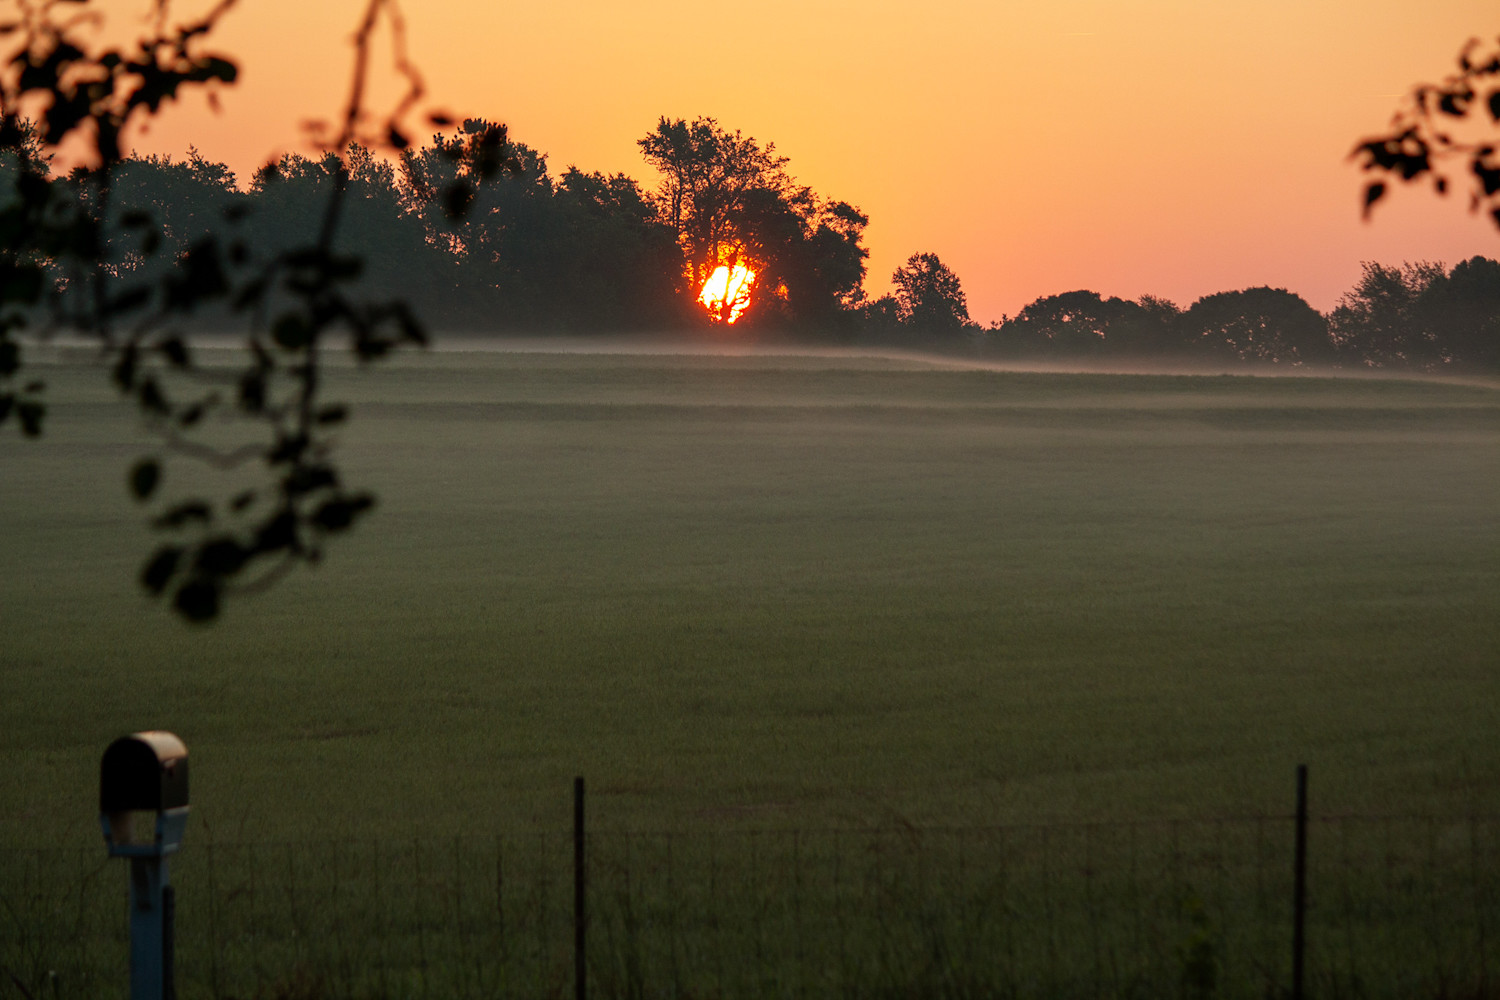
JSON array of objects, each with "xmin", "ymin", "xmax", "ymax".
[
  {"xmin": 128, "ymin": 856, "xmax": 169, "ymax": 1000},
  {"xmin": 104, "ymin": 808, "xmax": 188, "ymax": 1000}
]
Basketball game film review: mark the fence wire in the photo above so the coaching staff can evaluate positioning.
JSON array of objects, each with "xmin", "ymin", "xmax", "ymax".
[{"xmin": 2, "ymin": 816, "xmax": 1496, "ymax": 999}]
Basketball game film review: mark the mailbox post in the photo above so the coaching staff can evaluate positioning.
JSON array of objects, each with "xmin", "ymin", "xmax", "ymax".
[{"xmin": 100, "ymin": 732, "xmax": 190, "ymax": 1000}]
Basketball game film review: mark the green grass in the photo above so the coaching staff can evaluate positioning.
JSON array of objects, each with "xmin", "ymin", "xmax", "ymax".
[
  {"xmin": 7, "ymin": 818, "xmax": 1495, "ymax": 999},
  {"xmin": 2, "ymin": 347, "xmax": 1499, "ymax": 848},
  {"xmin": 4, "ymin": 345, "xmax": 1500, "ymax": 997}
]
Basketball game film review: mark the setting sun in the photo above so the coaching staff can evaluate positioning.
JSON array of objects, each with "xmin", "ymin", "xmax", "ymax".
[{"xmin": 698, "ymin": 263, "xmax": 756, "ymax": 324}]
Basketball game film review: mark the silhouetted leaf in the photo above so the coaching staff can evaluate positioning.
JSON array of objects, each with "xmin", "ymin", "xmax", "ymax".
[
  {"xmin": 138, "ymin": 377, "xmax": 169, "ymax": 415},
  {"xmin": 173, "ymin": 578, "xmax": 219, "ymax": 622},
  {"xmin": 201, "ymin": 57, "xmax": 237, "ymax": 83},
  {"xmin": 255, "ymin": 510, "xmax": 297, "ymax": 552},
  {"xmin": 311, "ymin": 494, "xmax": 374, "ymax": 531},
  {"xmin": 232, "ymin": 277, "xmax": 268, "ymax": 311},
  {"xmin": 177, "ymin": 402, "xmax": 206, "ymax": 428},
  {"xmin": 353, "ymin": 332, "xmax": 391, "ymax": 360},
  {"xmin": 167, "ymin": 240, "xmax": 228, "ymax": 309},
  {"xmin": 196, "ymin": 537, "xmax": 248, "ymax": 576},
  {"xmin": 158, "ymin": 336, "xmax": 189, "ymax": 368},
  {"xmin": 108, "ymin": 286, "xmax": 151, "ymax": 313},
  {"xmin": 16, "ymin": 400, "xmax": 42, "ymax": 436},
  {"xmin": 272, "ymin": 313, "xmax": 312, "ymax": 349},
  {"xmin": 129, "ymin": 459, "xmax": 160, "ymax": 501},
  {"xmin": 237, "ymin": 370, "xmax": 265, "ymax": 413},
  {"xmin": 1474, "ymin": 160, "xmax": 1500, "ymax": 196},
  {"xmin": 230, "ymin": 490, "xmax": 256, "ymax": 512},
  {"xmin": 328, "ymin": 254, "xmax": 362, "ymax": 280},
  {"xmin": 285, "ymin": 463, "xmax": 337, "ymax": 496},
  {"xmin": 112, "ymin": 343, "xmax": 137, "ymax": 391},
  {"xmin": 153, "ymin": 501, "xmax": 212, "ymax": 529},
  {"xmin": 140, "ymin": 546, "xmax": 181, "ymax": 595},
  {"xmin": 267, "ymin": 432, "xmax": 309, "ymax": 464},
  {"xmin": 315, "ymin": 405, "xmax": 347, "ymax": 425},
  {"xmin": 1438, "ymin": 90, "xmax": 1472, "ymax": 116},
  {"xmin": 394, "ymin": 304, "xmax": 427, "ymax": 346},
  {"xmin": 0, "ymin": 339, "xmax": 17, "ymax": 376},
  {"xmin": 1362, "ymin": 181, "xmax": 1386, "ymax": 217},
  {"xmin": 1489, "ymin": 89, "xmax": 1500, "ymax": 122}
]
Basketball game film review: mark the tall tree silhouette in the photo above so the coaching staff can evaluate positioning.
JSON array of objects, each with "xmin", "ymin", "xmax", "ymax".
[
  {"xmin": 638, "ymin": 116, "xmax": 868, "ymax": 329},
  {"xmin": 891, "ymin": 252, "xmax": 970, "ymax": 335},
  {"xmin": 1418, "ymin": 255, "xmax": 1500, "ymax": 369},
  {"xmin": 638, "ymin": 116, "xmax": 791, "ymax": 298}
]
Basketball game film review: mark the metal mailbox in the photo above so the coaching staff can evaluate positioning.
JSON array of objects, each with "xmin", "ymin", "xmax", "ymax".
[{"xmin": 100, "ymin": 731, "xmax": 190, "ymax": 854}]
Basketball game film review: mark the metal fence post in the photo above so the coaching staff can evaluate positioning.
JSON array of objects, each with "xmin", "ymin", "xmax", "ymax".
[
  {"xmin": 1292, "ymin": 764, "xmax": 1308, "ymax": 1000},
  {"xmin": 574, "ymin": 776, "xmax": 586, "ymax": 1000}
]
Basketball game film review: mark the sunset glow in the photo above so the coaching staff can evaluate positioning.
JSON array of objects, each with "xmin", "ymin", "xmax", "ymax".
[
  {"xmin": 119, "ymin": 0, "xmax": 1500, "ymax": 321},
  {"xmin": 698, "ymin": 263, "xmax": 756, "ymax": 324}
]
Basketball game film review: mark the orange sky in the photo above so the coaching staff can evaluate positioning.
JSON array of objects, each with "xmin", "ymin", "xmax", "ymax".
[{"xmin": 121, "ymin": 0, "xmax": 1500, "ymax": 324}]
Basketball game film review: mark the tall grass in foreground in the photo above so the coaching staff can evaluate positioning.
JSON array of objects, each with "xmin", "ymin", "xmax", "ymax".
[{"xmin": 3, "ymin": 816, "xmax": 1495, "ymax": 999}]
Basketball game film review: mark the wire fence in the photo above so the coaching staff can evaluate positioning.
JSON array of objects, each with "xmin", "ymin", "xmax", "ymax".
[{"xmin": 2, "ymin": 814, "xmax": 1496, "ymax": 999}]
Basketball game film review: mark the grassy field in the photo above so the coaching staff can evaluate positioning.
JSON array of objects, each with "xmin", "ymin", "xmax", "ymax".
[
  {"xmin": 2, "ymin": 345, "xmax": 1499, "ymax": 848},
  {"xmin": 3, "ymin": 344, "xmax": 1500, "ymax": 997}
]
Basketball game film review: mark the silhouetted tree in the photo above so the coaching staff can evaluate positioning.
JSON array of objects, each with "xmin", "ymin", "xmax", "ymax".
[
  {"xmin": 637, "ymin": 116, "xmax": 868, "ymax": 329},
  {"xmin": 859, "ymin": 294, "xmax": 903, "ymax": 339},
  {"xmin": 891, "ymin": 252, "xmax": 970, "ymax": 335},
  {"xmin": 1119, "ymin": 295, "xmax": 1188, "ymax": 357},
  {"xmin": 1184, "ymin": 287, "xmax": 1332, "ymax": 365},
  {"xmin": 401, "ymin": 124, "xmax": 687, "ymax": 330},
  {"xmin": 991, "ymin": 289, "xmax": 1137, "ymax": 358},
  {"xmin": 1327, "ymin": 261, "xmax": 1446, "ymax": 367},
  {"xmin": 728, "ymin": 185, "xmax": 869, "ymax": 331},
  {"xmin": 1416, "ymin": 255, "xmax": 1500, "ymax": 369},
  {"xmin": 638, "ymin": 117, "xmax": 791, "ymax": 295},
  {"xmin": 551, "ymin": 166, "xmax": 690, "ymax": 330}
]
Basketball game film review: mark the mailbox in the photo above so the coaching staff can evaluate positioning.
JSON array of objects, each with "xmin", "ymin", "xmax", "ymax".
[
  {"xmin": 99, "ymin": 731, "xmax": 190, "ymax": 1000},
  {"xmin": 100, "ymin": 731, "xmax": 189, "ymax": 856}
]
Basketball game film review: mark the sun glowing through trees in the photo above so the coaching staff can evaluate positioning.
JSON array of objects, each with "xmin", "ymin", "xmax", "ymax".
[{"xmin": 698, "ymin": 263, "xmax": 756, "ymax": 323}]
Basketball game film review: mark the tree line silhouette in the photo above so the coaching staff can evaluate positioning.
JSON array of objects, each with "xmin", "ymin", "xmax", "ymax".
[
  {"xmin": 1, "ymin": 4, "xmax": 1495, "ymax": 623},
  {"xmin": 7, "ymin": 115, "xmax": 1496, "ymax": 372}
]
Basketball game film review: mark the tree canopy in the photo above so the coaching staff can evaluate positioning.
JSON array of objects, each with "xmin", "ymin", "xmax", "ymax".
[
  {"xmin": 892, "ymin": 252, "xmax": 971, "ymax": 335},
  {"xmin": 637, "ymin": 116, "xmax": 869, "ymax": 331}
]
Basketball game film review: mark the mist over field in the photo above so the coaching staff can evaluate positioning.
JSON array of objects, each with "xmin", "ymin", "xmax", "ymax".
[
  {"xmin": 4, "ymin": 344, "xmax": 1498, "ymax": 846},
  {"xmin": 6, "ymin": 337, "xmax": 1499, "ymax": 998}
]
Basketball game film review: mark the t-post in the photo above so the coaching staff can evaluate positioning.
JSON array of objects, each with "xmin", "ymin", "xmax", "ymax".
[{"xmin": 1292, "ymin": 763, "xmax": 1308, "ymax": 1000}]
